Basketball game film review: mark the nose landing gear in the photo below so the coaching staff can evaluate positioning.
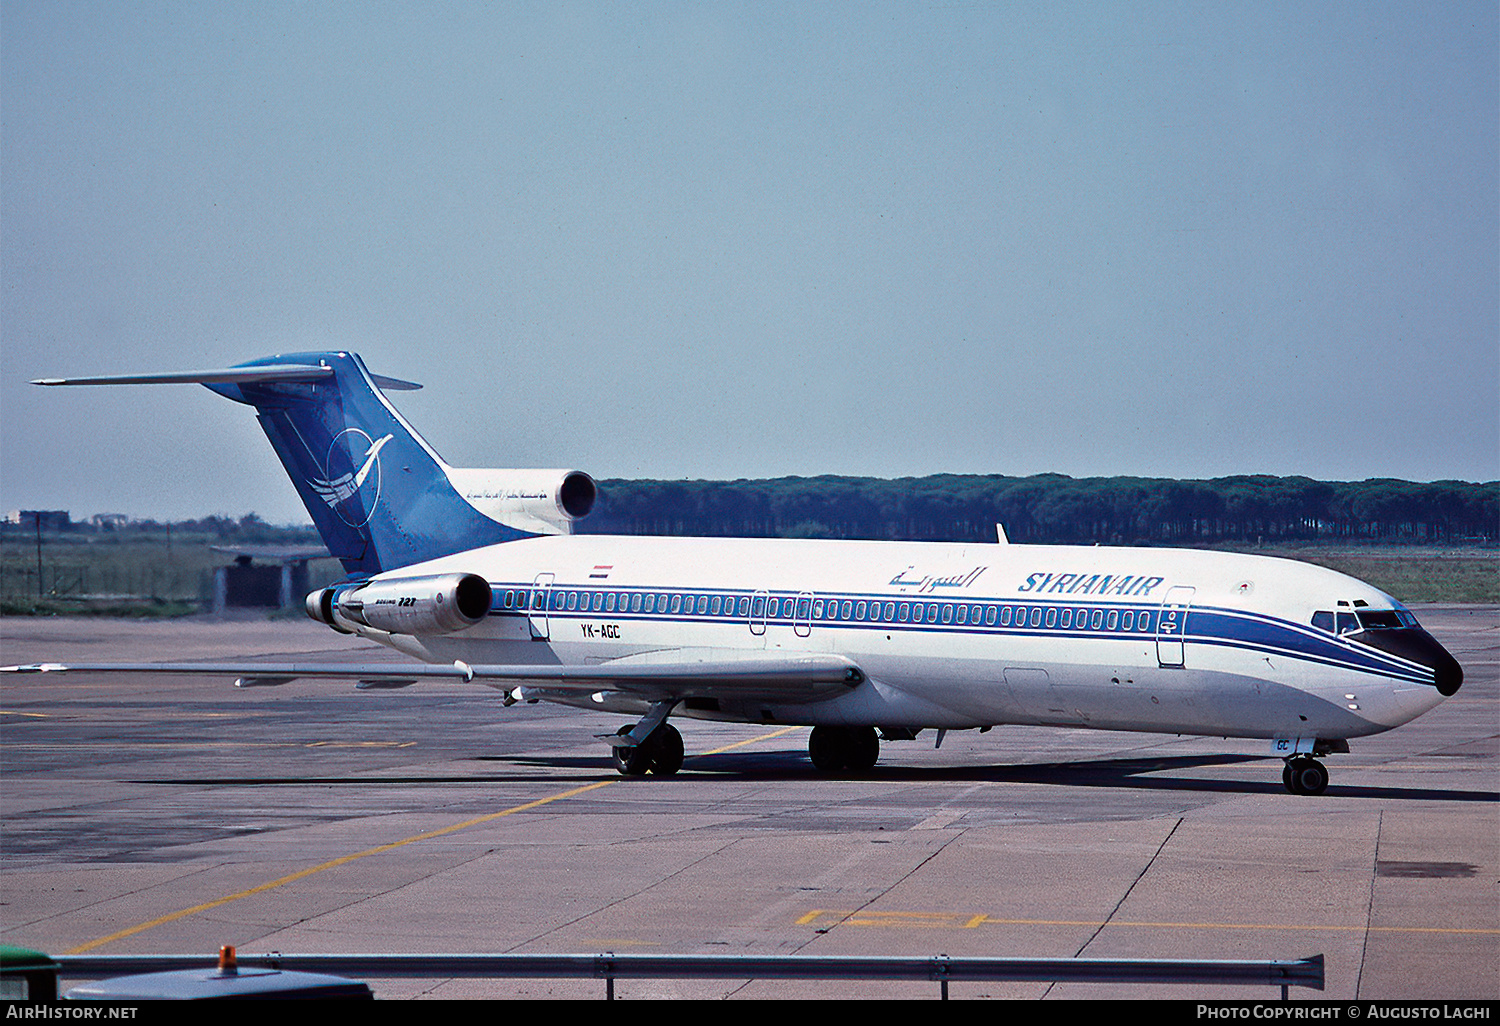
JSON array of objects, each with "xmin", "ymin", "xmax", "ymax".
[
  {"xmin": 1274, "ymin": 738, "xmax": 1346, "ymax": 795},
  {"xmin": 1282, "ymin": 756, "xmax": 1330, "ymax": 795}
]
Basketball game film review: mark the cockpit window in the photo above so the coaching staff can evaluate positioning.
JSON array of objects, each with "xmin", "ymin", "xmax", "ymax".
[{"xmin": 1314, "ymin": 604, "xmax": 1421, "ymax": 635}]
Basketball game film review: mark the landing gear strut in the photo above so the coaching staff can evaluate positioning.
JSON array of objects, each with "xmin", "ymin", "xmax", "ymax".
[
  {"xmin": 610, "ymin": 721, "xmax": 684, "ymax": 777},
  {"xmin": 1282, "ymin": 756, "xmax": 1329, "ymax": 795},
  {"xmin": 808, "ymin": 726, "xmax": 880, "ymax": 773}
]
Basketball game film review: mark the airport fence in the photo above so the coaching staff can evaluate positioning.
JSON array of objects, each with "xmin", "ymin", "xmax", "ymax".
[
  {"xmin": 58, "ymin": 951, "xmax": 1326, "ymax": 1000},
  {"xmin": 0, "ymin": 563, "xmax": 211, "ymax": 605}
]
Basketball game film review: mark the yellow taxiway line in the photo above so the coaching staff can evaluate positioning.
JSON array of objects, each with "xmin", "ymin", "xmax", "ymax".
[
  {"xmin": 796, "ymin": 909, "xmax": 1499, "ymax": 936},
  {"xmin": 66, "ymin": 726, "xmax": 802, "ymax": 954}
]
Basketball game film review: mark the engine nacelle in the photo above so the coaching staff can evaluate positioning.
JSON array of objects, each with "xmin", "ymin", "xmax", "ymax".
[
  {"xmin": 445, "ymin": 467, "xmax": 596, "ymax": 535},
  {"xmin": 306, "ymin": 573, "xmax": 492, "ymax": 636}
]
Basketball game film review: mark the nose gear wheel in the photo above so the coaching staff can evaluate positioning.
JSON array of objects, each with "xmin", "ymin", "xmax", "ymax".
[{"xmin": 1282, "ymin": 756, "xmax": 1329, "ymax": 795}]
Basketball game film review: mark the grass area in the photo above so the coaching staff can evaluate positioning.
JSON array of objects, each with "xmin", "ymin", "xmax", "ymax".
[
  {"xmin": 1217, "ymin": 544, "xmax": 1499, "ymax": 604},
  {"xmin": 0, "ymin": 532, "xmax": 344, "ymax": 614},
  {"xmin": 0, "ymin": 598, "xmax": 201, "ymax": 618}
]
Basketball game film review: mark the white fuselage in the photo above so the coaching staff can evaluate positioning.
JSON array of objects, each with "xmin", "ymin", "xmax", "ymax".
[{"xmin": 346, "ymin": 535, "xmax": 1449, "ymax": 744}]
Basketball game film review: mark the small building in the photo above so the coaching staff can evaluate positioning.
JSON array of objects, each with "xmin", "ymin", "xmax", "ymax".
[
  {"xmin": 4, "ymin": 510, "xmax": 71, "ymax": 530},
  {"xmin": 210, "ymin": 545, "xmax": 330, "ymax": 612}
]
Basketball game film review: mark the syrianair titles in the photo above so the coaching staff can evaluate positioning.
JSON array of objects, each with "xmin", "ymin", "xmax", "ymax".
[
  {"xmin": 1016, "ymin": 572, "xmax": 1166, "ymax": 597},
  {"xmin": 11, "ymin": 352, "xmax": 1463, "ymax": 794}
]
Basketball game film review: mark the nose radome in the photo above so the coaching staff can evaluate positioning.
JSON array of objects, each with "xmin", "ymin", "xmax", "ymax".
[{"xmin": 1432, "ymin": 643, "xmax": 1463, "ymax": 697}]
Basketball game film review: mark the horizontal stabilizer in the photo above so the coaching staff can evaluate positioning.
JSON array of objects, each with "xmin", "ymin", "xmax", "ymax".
[
  {"xmin": 32, "ymin": 366, "xmax": 332, "ymax": 387},
  {"xmin": 32, "ymin": 364, "xmax": 421, "ymax": 391}
]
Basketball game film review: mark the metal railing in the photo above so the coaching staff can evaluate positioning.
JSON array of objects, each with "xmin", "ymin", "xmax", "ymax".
[{"xmin": 59, "ymin": 952, "xmax": 1325, "ymax": 1000}]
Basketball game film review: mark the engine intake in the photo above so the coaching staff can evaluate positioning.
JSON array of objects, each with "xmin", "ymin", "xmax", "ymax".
[{"xmin": 306, "ymin": 573, "xmax": 492, "ymax": 636}]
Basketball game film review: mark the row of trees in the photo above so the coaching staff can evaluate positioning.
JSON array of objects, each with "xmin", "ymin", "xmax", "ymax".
[
  {"xmin": 580, "ymin": 475, "xmax": 1498, "ymax": 545},
  {"xmin": 0, "ymin": 513, "xmax": 320, "ymax": 546},
  {"xmin": 6, "ymin": 477, "xmax": 1492, "ymax": 548}
]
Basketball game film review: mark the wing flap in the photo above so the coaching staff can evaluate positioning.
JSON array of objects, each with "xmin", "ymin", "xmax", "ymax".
[{"xmin": 2, "ymin": 654, "xmax": 864, "ymax": 702}]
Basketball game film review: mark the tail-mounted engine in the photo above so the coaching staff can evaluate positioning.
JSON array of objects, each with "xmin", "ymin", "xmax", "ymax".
[
  {"xmin": 306, "ymin": 573, "xmax": 492, "ymax": 636},
  {"xmin": 444, "ymin": 468, "xmax": 596, "ymax": 535}
]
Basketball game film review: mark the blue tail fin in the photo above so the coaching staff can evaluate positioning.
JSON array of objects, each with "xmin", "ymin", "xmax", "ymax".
[{"xmin": 206, "ymin": 352, "xmax": 532, "ymax": 575}]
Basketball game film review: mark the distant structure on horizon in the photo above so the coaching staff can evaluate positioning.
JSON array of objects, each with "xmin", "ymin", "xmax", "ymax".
[{"xmin": 3, "ymin": 510, "xmax": 71, "ymax": 531}]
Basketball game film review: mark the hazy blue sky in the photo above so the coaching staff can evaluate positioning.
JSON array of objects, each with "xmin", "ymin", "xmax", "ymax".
[{"xmin": 3, "ymin": 2, "xmax": 1496, "ymax": 524}]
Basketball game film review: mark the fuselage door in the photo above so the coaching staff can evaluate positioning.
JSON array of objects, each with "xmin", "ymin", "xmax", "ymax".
[
  {"xmin": 529, "ymin": 572, "xmax": 554, "ymax": 640},
  {"xmin": 794, "ymin": 591, "xmax": 814, "ymax": 638},
  {"xmin": 749, "ymin": 589, "xmax": 768, "ymax": 636},
  {"xmin": 1156, "ymin": 585, "xmax": 1195, "ymax": 667}
]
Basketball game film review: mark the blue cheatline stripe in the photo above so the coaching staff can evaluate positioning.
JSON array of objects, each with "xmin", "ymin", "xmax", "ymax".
[
  {"xmin": 477, "ymin": 581, "xmax": 1436, "ymax": 686},
  {"xmin": 1192, "ymin": 608, "xmax": 1432, "ymax": 681}
]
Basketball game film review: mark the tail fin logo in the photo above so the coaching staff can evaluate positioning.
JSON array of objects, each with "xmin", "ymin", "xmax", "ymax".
[{"xmin": 309, "ymin": 429, "xmax": 393, "ymax": 528}]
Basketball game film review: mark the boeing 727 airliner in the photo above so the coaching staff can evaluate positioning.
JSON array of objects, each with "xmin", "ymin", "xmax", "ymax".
[{"xmin": 12, "ymin": 352, "xmax": 1463, "ymax": 794}]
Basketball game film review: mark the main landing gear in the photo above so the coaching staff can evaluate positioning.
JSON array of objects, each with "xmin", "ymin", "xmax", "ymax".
[
  {"xmin": 607, "ymin": 701, "xmax": 684, "ymax": 776},
  {"xmin": 808, "ymin": 726, "xmax": 880, "ymax": 773},
  {"xmin": 610, "ymin": 721, "xmax": 684, "ymax": 776},
  {"xmin": 1282, "ymin": 756, "xmax": 1329, "ymax": 796}
]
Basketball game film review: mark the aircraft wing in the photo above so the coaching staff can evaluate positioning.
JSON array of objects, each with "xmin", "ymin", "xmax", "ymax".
[{"xmin": 2, "ymin": 653, "xmax": 864, "ymax": 703}]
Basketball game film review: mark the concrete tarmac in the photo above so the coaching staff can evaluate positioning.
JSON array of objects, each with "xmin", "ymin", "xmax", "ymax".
[{"xmin": 1, "ymin": 608, "xmax": 1495, "ymax": 1000}]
